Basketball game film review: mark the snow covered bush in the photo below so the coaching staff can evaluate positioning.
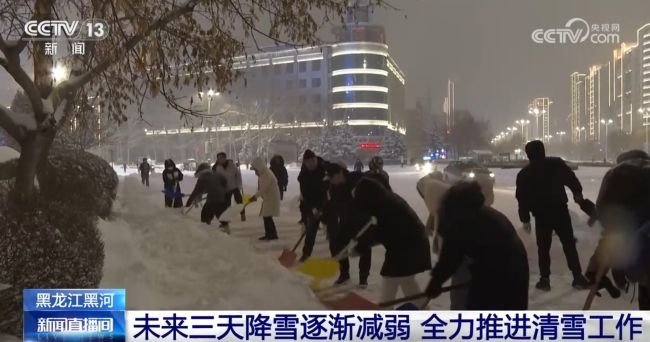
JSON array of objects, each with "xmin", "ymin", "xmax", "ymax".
[
  {"xmin": 40, "ymin": 150, "xmax": 118, "ymax": 219},
  {"xmin": 0, "ymin": 181, "xmax": 104, "ymax": 338}
]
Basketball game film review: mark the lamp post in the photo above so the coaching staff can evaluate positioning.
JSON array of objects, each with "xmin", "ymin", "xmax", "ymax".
[
  {"xmin": 556, "ymin": 131, "xmax": 566, "ymax": 143},
  {"xmin": 600, "ymin": 119, "xmax": 613, "ymax": 161},
  {"xmin": 199, "ymin": 89, "xmax": 220, "ymax": 158},
  {"xmin": 639, "ymin": 108, "xmax": 650, "ymax": 153},
  {"xmin": 575, "ymin": 126, "xmax": 585, "ymax": 160},
  {"xmin": 515, "ymin": 119, "xmax": 529, "ymax": 144},
  {"xmin": 507, "ymin": 127, "xmax": 517, "ymax": 137}
]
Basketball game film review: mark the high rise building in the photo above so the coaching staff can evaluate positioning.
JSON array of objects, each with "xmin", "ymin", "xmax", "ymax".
[
  {"xmin": 640, "ymin": 24, "xmax": 650, "ymax": 120},
  {"xmin": 530, "ymin": 98, "xmax": 551, "ymax": 142},
  {"xmin": 144, "ymin": 0, "xmax": 407, "ymax": 157},
  {"xmin": 612, "ymin": 42, "xmax": 640, "ymax": 134},
  {"xmin": 585, "ymin": 63, "xmax": 613, "ymax": 142},
  {"xmin": 570, "ymin": 72, "xmax": 586, "ymax": 144},
  {"xmin": 443, "ymin": 79, "xmax": 455, "ymax": 133}
]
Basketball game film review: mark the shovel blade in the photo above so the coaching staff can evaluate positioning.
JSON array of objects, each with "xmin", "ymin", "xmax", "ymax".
[
  {"xmin": 218, "ymin": 203, "xmax": 245, "ymax": 222},
  {"xmin": 294, "ymin": 257, "xmax": 339, "ymax": 280},
  {"xmin": 278, "ymin": 248, "xmax": 297, "ymax": 268},
  {"xmin": 321, "ymin": 292, "xmax": 379, "ymax": 310}
]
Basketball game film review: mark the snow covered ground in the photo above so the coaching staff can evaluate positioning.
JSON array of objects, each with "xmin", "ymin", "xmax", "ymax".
[
  {"xmin": 99, "ymin": 176, "xmax": 324, "ymax": 310},
  {"xmin": 110, "ymin": 164, "xmax": 637, "ymax": 310}
]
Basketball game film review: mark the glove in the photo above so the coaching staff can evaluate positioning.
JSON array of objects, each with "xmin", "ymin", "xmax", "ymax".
[
  {"xmin": 611, "ymin": 268, "xmax": 629, "ymax": 290},
  {"xmin": 249, "ymin": 195, "xmax": 257, "ymax": 202},
  {"xmin": 167, "ymin": 174, "xmax": 173, "ymax": 180},
  {"xmin": 585, "ymin": 271, "xmax": 621, "ymax": 299},
  {"xmin": 574, "ymin": 193, "xmax": 584, "ymax": 204},
  {"xmin": 522, "ymin": 222, "xmax": 532, "ymax": 233},
  {"xmin": 173, "ymin": 171, "xmax": 179, "ymax": 178},
  {"xmin": 283, "ymin": 186, "xmax": 287, "ymax": 192},
  {"xmin": 424, "ymin": 275, "xmax": 443, "ymax": 299}
]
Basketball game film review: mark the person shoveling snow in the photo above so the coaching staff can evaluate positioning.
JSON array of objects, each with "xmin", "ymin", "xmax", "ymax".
[{"xmin": 185, "ymin": 163, "xmax": 230, "ymax": 233}]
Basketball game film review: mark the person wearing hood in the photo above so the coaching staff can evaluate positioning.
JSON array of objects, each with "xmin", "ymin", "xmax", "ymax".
[
  {"xmin": 186, "ymin": 162, "xmax": 230, "ymax": 230},
  {"xmin": 249, "ymin": 157, "xmax": 281, "ymax": 241},
  {"xmin": 354, "ymin": 158, "xmax": 364, "ymax": 172},
  {"xmin": 585, "ymin": 150, "xmax": 650, "ymax": 308},
  {"xmin": 298, "ymin": 149, "xmax": 328, "ymax": 262},
  {"xmin": 269, "ymin": 155, "xmax": 289, "ymax": 201},
  {"xmin": 516, "ymin": 140, "xmax": 590, "ymax": 291},
  {"xmin": 350, "ymin": 177, "xmax": 431, "ymax": 309},
  {"xmin": 162, "ymin": 159, "xmax": 184, "ymax": 208},
  {"xmin": 213, "ymin": 152, "xmax": 246, "ymax": 225},
  {"xmin": 425, "ymin": 181, "xmax": 530, "ymax": 309},
  {"xmin": 324, "ymin": 162, "xmax": 373, "ymax": 288}
]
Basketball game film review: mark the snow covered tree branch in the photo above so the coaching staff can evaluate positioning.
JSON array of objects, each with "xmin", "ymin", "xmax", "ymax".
[{"xmin": 0, "ymin": 0, "xmax": 389, "ymax": 205}]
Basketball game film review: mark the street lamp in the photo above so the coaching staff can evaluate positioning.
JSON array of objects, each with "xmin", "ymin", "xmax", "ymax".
[
  {"xmin": 51, "ymin": 65, "xmax": 67, "ymax": 83},
  {"xmin": 529, "ymin": 108, "xmax": 546, "ymax": 140},
  {"xmin": 600, "ymin": 119, "xmax": 613, "ymax": 161},
  {"xmin": 515, "ymin": 119, "xmax": 529, "ymax": 143},
  {"xmin": 199, "ymin": 89, "xmax": 220, "ymax": 157},
  {"xmin": 575, "ymin": 126, "xmax": 585, "ymax": 143},
  {"xmin": 507, "ymin": 127, "xmax": 517, "ymax": 137},
  {"xmin": 639, "ymin": 108, "xmax": 650, "ymax": 153},
  {"xmin": 556, "ymin": 131, "xmax": 566, "ymax": 143}
]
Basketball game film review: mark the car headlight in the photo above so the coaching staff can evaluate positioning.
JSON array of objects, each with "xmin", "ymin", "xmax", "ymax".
[
  {"xmin": 489, "ymin": 173, "xmax": 495, "ymax": 178},
  {"xmin": 423, "ymin": 164, "xmax": 431, "ymax": 172},
  {"xmin": 468, "ymin": 172, "xmax": 475, "ymax": 178}
]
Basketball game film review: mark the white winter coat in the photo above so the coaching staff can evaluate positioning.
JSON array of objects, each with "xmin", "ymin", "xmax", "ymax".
[
  {"xmin": 215, "ymin": 160, "xmax": 243, "ymax": 192},
  {"xmin": 251, "ymin": 157, "xmax": 281, "ymax": 217}
]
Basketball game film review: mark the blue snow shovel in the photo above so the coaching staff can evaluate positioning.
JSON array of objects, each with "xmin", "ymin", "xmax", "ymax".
[{"xmin": 161, "ymin": 189, "xmax": 185, "ymax": 198}]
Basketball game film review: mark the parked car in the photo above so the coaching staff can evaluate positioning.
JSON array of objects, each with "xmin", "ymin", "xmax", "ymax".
[
  {"xmin": 443, "ymin": 160, "xmax": 494, "ymax": 183},
  {"xmin": 415, "ymin": 160, "xmax": 438, "ymax": 173}
]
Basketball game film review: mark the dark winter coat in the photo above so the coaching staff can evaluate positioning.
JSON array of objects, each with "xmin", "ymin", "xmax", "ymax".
[
  {"xmin": 364, "ymin": 169, "xmax": 391, "ymax": 190},
  {"xmin": 298, "ymin": 156, "xmax": 328, "ymax": 211},
  {"xmin": 433, "ymin": 181, "xmax": 529, "ymax": 310},
  {"xmin": 352, "ymin": 177, "xmax": 431, "ymax": 277},
  {"xmin": 186, "ymin": 169, "xmax": 228, "ymax": 207},
  {"xmin": 162, "ymin": 160, "xmax": 184, "ymax": 208},
  {"xmin": 354, "ymin": 160, "xmax": 364, "ymax": 172},
  {"xmin": 270, "ymin": 155, "xmax": 289, "ymax": 190},
  {"xmin": 587, "ymin": 154, "xmax": 650, "ymax": 291},
  {"xmin": 139, "ymin": 161, "xmax": 151, "ymax": 175},
  {"xmin": 323, "ymin": 170, "xmax": 366, "ymax": 240},
  {"xmin": 515, "ymin": 157, "xmax": 582, "ymax": 223}
]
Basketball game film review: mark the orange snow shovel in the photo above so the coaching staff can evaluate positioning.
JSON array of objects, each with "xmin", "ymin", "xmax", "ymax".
[{"xmin": 279, "ymin": 228, "xmax": 307, "ymax": 268}]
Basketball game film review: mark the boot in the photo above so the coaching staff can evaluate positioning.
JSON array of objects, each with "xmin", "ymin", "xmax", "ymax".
[
  {"xmin": 535, "ymin": 277, "xmax": 551, "ymax": 291},
  {"xmin": 220, "ymin": 224, "xmax": 231, "ymax": 234},
  {"xmin": 359, "ymin": 274, "xmax": 369, "ymax": 289},
  {"xmin": 572, "ymin": 274, "xmax": 590, "ymax": 290},
  {"xmin": 334, "ymin": 273, "xmax": 350, "ymax": 286},
  {"xmin": 298, "ymin": 255, "xmax": 309, "ymax": 263},
  {"xmin": 240, "ymin": 213, "xmax": 246, "ymax": 221}
]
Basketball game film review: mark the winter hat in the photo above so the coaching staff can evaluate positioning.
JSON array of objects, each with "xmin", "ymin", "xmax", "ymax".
[
  {"xmin": 303, "ymin": 149, "xmax": 316, "ymax": 160},
  {"xmin": 616, "ymin": 150, "xmax": 650, "ymax": 164},
  {"xmin": 324, "ymin": 162, "xmax": 345, "ymax": 180},
  {"xmin": 525, "ymin": 140, "xmax": 546, "ymax": 161}
]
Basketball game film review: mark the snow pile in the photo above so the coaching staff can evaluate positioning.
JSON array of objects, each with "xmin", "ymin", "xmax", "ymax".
[{"xmin": 101, "ymin": 176, "xmax": 323, "ymax": 310}]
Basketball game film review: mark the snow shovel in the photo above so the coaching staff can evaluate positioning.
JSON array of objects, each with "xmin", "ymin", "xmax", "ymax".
[
  {"xmin": 162, "ymin": 189, "xmax": 185, "ymax": 198},
  {"xmin": 321, "ymin": 292, "xmax": 380, "ymax": 310},
  {"xmin": 278, "ymin": 228, "xmax": 307, "ymax": 268},
  {"xmin": 294, "ymin": 216, "xmax": 377, "ymax": 280}
]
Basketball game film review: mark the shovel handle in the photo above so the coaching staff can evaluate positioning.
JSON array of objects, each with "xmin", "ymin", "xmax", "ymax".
[
  {"xmin": 334, "ymin": 217, "xmax": 376, "ymax": 261},
  {"xmin": 292, "ymin": 230, "xmax": 307, "ymax": 252},
  {"xmin": 378, "ymin": 282, "xmax": 470, "ymax": 308}
]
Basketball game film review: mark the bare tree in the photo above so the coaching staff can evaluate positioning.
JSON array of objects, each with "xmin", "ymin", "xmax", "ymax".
[
  {"xmin": 53, "ymin": 94, "xmax": 118, "ymax": 151},
  {"xmin": 0, "ymin": 0, "xmax": 384, "ymax": 206}
]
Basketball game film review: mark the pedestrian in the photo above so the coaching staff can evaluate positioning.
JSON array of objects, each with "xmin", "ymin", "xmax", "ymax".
[
  {"xmin": 123, "ymin": 163, "xmax": 127, "ymax": 174},
  {"xmin": 213, "ymin": 152, "xmax": 246, "ymax": 227},
  {"xmin": 516, "ymin": 140, "xmax": 589, "ymax": 291},
  {"xmin": 354, "ymin": 158, "xmax": 364, "ymax": 172},
  {"xmin": 185, "ymin": 162, "xmax": 230, "ymax": 231},
  {"xmin": 138, "ymin": 158, "xmax": 151, "ymax": 186},
  {"xmin": 425, "ymin": 181, "xmax": 529, "ymax": 310},
  {"xmin": 249, "ymin": 157, "xmax": 281, "ymax": 241},
  {"xmin": 324, "ymin": 162, "xmax": 372, "ymax": 288},
  {"xmin": 269, "ymin": 155, "xmax": 289, "ymax": 201},
  {"xmin": 350, "ymin": 177, "xmax": 431, "ymax": 309},
  {"xmin": 400, "ymin": 155, "xmax": 404, "ymax": 168},
  {"xmin": 162, "ymin": 159, "xmax": 184, "ymax": 208},
  {"xmin": 298, "ymin": 149, "xmax": 328, "ymax": 263},
  {"xmin": 585, "ymin": 150, "xmax": 650, "ymax": 306},
  {"xmin": 367, "ymin": 156, "xmax": 390, "ymax": 189}
]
